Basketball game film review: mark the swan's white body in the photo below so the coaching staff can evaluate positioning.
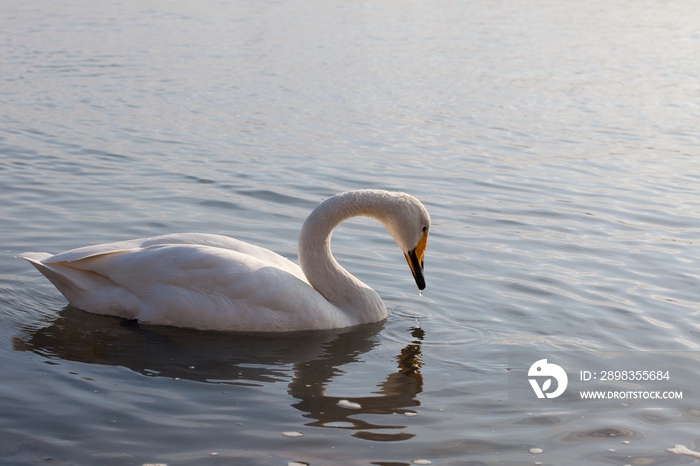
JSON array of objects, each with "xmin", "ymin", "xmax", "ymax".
[{"xmin": 18, "ymin": 190, "xmax": 430, "ymax": 332}]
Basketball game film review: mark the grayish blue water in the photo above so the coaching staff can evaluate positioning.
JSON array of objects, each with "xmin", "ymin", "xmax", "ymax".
[{"xmin": 1, "ymin": 0, "xmax": 699, "ymax": 464}]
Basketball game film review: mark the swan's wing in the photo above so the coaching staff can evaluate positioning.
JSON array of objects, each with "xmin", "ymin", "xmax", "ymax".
[
  {"xmin": 68, "ymin": 244, "xmax": 333, "ymax": 329},
  {"xmin": 18, "ymin": 235, "xmax": 345, "ymax": 331}
]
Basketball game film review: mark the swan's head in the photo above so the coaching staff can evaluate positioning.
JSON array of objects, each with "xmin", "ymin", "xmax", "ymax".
[{"xmin": 374, "ymin": 191, "xmax": 431, "ymax": 291}]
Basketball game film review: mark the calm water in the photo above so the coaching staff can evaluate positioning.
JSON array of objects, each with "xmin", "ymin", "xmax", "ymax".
[{"xmin": 1, "ymin": 0, "xmax": 699, "ymax": 464}]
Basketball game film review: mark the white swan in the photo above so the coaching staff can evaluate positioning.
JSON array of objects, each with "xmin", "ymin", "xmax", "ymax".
[{"xmin": 18, "ymin": 190, "xmax": 430, "ymax": 332}]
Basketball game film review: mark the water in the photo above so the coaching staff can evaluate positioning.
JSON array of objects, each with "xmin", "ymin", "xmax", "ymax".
[{"xmin": 1, "ymin": 0, "xmax": 699, "ymax": 464}]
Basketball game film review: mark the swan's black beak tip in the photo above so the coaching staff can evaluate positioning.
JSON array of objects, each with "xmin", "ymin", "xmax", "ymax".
[{"xmin": 405, "ymin": 250, "xmax": 426, "ymax": 291}]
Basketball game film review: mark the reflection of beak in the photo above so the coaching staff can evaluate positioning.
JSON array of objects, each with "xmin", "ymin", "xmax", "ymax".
[{"xmin": 404, "ymin": 231, "xmax": 428, "ymax": 290}]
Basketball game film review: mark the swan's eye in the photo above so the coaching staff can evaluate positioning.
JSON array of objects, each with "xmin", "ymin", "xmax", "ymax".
[{"xmin": 422, "ymin": 226, "xmax": 428, "ymax": 232}]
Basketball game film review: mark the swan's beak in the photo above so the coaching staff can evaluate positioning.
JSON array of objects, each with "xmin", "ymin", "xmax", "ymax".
[{"xmin": 405, "ymin": 231, "xmax": 428, "ymax": 290}]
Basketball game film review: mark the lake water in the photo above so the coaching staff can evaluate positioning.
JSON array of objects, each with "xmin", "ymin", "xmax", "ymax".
[{"xmin": 1, "ymin": 0, "xmax": 699, "ymax": 464}]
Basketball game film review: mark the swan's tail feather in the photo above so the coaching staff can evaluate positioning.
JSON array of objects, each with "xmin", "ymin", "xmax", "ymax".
[
  {"xmin": 16, "ymin": 252, "xmax": 52, "ymax": 264},
  {"xmin": 16, "ymin": 252, "xmax": 139, "ymax": 318},
  {"xmin": 17, "ymin": 252, "xmax": 89, "ymax": 302}
]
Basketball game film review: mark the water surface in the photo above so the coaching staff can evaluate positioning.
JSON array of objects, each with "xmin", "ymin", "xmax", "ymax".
[{"xmin": 1, "ymin": 0, "xmax": 699, "ymax": 464}]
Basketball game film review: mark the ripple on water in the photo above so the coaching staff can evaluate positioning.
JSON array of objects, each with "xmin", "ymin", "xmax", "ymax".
[{"xmin": 1, "ymin": 0, "xmax": 699, "ymax": 464}]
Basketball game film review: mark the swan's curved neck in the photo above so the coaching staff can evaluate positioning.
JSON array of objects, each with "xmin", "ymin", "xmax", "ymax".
[{"xmin": 297, "ymin": 191, "xmax": 388, "ymax": 324}]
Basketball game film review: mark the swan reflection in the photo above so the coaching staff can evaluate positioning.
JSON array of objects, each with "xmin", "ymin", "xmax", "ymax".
[
  {"xmin": 13, "ymin": 305, "xmax": 424, "ymax": 441},
  {"xmin": 290, "ymin": 326, "xmax": 424, "ymax": 441}
]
